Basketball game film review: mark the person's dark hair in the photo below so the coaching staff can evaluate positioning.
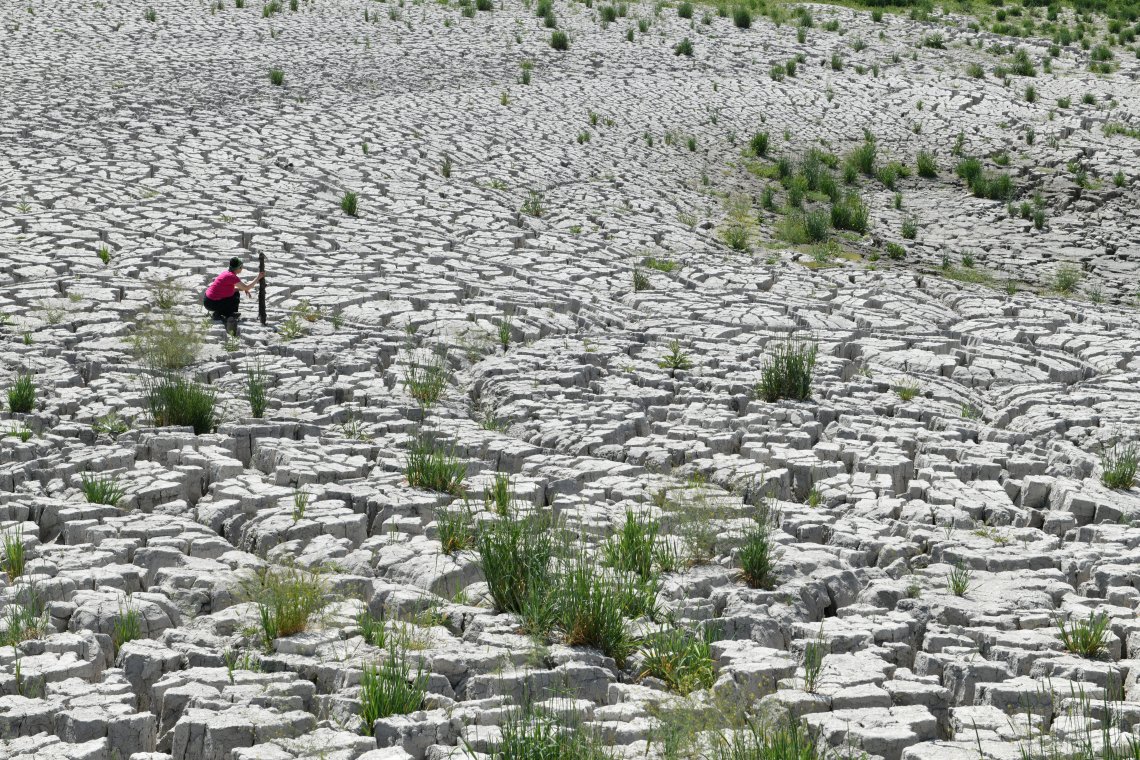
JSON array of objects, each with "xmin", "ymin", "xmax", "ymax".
[{"xmin": 228, "ymin": 257, "xmax": 243, "ymax": 272}]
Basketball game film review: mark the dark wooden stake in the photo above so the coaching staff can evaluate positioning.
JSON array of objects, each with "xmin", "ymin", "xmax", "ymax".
[{"xmin": 258, "ymin": 252, "xmax": 266, "ymax": 325}]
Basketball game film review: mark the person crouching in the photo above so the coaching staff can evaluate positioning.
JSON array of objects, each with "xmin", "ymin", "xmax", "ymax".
[{"xmin": 203, "ymin": 257, "xmax": 263, "ymax": 321}]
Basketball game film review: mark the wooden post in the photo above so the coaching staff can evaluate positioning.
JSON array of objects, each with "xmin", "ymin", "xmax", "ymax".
[{"xmin": 258, "ymin": 252, "xmax": 266, "ymax": 325}]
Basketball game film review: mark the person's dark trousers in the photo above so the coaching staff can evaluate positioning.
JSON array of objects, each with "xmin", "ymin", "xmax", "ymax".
[{"xmin": 203, "ymin": 293, "xmax": 240, "ymax": 319}]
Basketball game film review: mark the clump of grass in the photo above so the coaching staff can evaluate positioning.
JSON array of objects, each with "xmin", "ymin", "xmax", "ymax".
[
  {"xmin": 144, "ymin": 374, "xmax": 216, "ymax": 435},
  {"xmin": 494, "ymin": 708, "xmax": 614, "ymax": 760},
  {"xmin": 359, "ymin": 644, "xmax": 428, "ymax": 734},
  {"xmin": 901, "ymin": 216, "xmax": 918, "ymax": 240},
  {"xmin": 1101, "ymin": 442, "xmax": 1138, "ymax": 489},
  {"xmin": 801, "ymin": 628, "xmax": 826, "ymax": 693},
  {"xmin": 1053, "ymin": 264, "xmax": 1083, "ymax": 294},
  {"xmin": 830, "ymin": 192, "xmax": 868, "ymax": 233},
  {"xmin": 677, "ymin": 1, "xmax": 693, "ymax": 17},
  {"xmin": 7, "ymin": 374, "xmax": 35, "ymax": 414},
  {"xmin": 269, "ymin": 68, "xmax": 284, "ymax": 86},
  {"xmin": 521, "ymin": 190, "xmax": 545, "ymax": 217},
  {"xmin": 894, "ymin": 378, "xmax": 921, "ymax": 401},
  {"xmin": 435, "ymin": 503, "xmax": 475, "ymax": 554},
  {"xmin": 633, "ymin": 268, "xmax": 651, "ymax": 291},
  {"xmin": 718, "ymin": 718, "xmax": 818, "ymax": 759},
  {"xmin": 947, "ymin": 562, "xmax": 972, "ymax": 596},
  {"xmin": 484, "ymin": 472, "xmax": 513, "ymax": 515},
  {"xmin": 755, "ymin": 337, "xmax": 817, "ymax": 403},
  {"xmin": 97, "ymin": 245, "xmax": 112, "ymax": 265},
  {"xmin": 885, "ymin": 242, "xmax": 906, "ymax": 260},
  {"xmin": 639, "ymin": 627, "xmax": 715, "ymax": 694},
  {"xmin": 557, "ymin": 552, "xmax": 634, "ymax": 666},
  {"xmin": 658, "ymin": 340, "xmax": 693, "ymax": 373},
  {"xmin": 1056, "ymin": 612, "xmax": 1110, "ymax": 659},
  {"xmin": 291, "ymin": 489, "xmax": 309, "ymax": 522},
  {"xmin": 402, "ymin": 352, "xmax": 449, "ymax": 407},
  {"xmin": 340, "ymin": 191, "xmax": 358, "ymax": 216},
  {"xmin": 603, "ymin": 509, "xmax": 659, "ymax": 580},
  {"xmin": 733, "ymin": 6, "xmax": 751, "ymax": 28},
  {"xmin": 81, "ymin": 473, "xmax": 126, "ymax": 507},
  {"xmin": 916, "ymin": 150, "xmax": 938, "ymax": 178},
  {"xmin": 357, "ymin": 609, "xmax": 388, "ymax": 648},
  {"xmin": 739, "ymin": 506, "xmax": 778, "ymax": 590},
  {"xmin": 644, "ymin": 257, "xmax": 676, "ymax": 273},
  {"xmin": 846, "ymin": 138, "xmax": 876, "ymax": 176},
  {"xmin": 2, "ymin": 588, "xmax": 48, "ymax": 648},
  {"xmin": 405, "ymin": 438, "xmax": 466, "ymax": 496},
  {"xmin": 749, "ymin": 131, "xmax": 769, "ymax": 157},
  {"xmin": 498, "ymin": 316, "xmax": 512, "ymax": 352},
  {"xmin": 112, "ymin": 601, "xmax": 141, "ymax": 654},
  {"xmin": 550, "ymin": 30, "xmax": 570, "ymax": 50},
  {"xmin": 131, "ymin": 315, "xmax": 204, "ymax": 370},
  {"xmin": 477, "ymin": 513, "xmax": 554, "ymax": 618},
  {"xmin": 247, "ymin": 363, "xmax": 268, "ymax": 419},
  {"xmin": 92, "ymin": 412, "xmax": 130, "ymax": 439},
  {"xmin": 674, "ymin": 37, "xmax": 693, "ymax": 56},
  {"xmin": 1, "ymin": 525, "xmax": 26, "ymax": 581},
  {"xmin": 248, "ymin": 565, "xmax": 327, "ymax": 645}
]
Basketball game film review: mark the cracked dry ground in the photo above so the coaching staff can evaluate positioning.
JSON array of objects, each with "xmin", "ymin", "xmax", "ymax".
[{"xmin": 2, "ymin": 0, "xmax": 1140, "ymax": 758}]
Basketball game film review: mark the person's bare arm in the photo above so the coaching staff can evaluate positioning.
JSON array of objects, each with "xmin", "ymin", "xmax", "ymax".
[{"xmin": 236, "ymin": 272, "xmax": 264, "ymax": 294}]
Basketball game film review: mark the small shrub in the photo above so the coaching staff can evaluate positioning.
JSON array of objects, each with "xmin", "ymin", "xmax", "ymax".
[
  {"xmin": 756, "ymin": 338, "xmax": 817, "ymax": 402},
  {"xmin": 677, "ymin": 1, "xmax": 692, "ymax": 18},
  {"xmin": 1056, "ymin": 612, "xmax": 1110, "ymax": 658},
  {"xmin": 966, "ymin": 62, "xmax": 985, "ymax": 78},
  {"xmin": 1057, "ymin": 95, "xmax": 1071, "ymax": 108},
  {"xmin": 7, "ymin": 374, "xmax": 35, "ymax": 414},
  {"xmin": 639, "ymin": 627, "xmax": 715, "ymax": 694},
  {"xmin": 269, "ymin": 68, "xmax": 284, "ymax": 86},
  {"xmin": 674, "ymin": 37, "xmax": 693, "ymax": 56},
  {"xmin": 886, "ymin": 242, "xmax": 906, "ymax": 260},
  {"xmin": 405, "ymin": 438, "xmax": 466, "ymax": 496},
  {"xmin": 359, "ymin": 645, "xmax": 428, "ymax": 733},
  {"xmin": 1102, "ymin": 442, "xmax": 1138, "ymax": 489},
  {"xmin": 551, "ymin": 30, "xmax": 570, "ymax": 50},
  {"xmin": 144, "ymin": 374, "xmax": 216, "ymax": 434},
  {"xmin": 81, "ymin": 473, "xmax": 126, "ymax": 507},
  {"xmin": 733, "ymin": 6, "xmax": 750, "ymax": 28}
]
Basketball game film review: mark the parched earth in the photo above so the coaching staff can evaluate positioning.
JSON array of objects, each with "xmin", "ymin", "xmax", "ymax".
[{"xmin": 2, "ymin": 0, "xmax": 1140, "ymax": 758}]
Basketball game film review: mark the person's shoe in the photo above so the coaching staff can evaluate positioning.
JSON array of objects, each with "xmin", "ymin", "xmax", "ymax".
[
  {"xmin": 225, "ymin": 316, "xmax": 239, "ymax": 336},
  {"xmin": 210, "ymin": 312, "xmax": 226, "ymax": 321}
]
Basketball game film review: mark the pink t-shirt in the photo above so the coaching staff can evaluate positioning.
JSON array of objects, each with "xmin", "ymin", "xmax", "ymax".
[{"xmin": 205, "ymin": 271, "xmax": 240, "ymax": 300}]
